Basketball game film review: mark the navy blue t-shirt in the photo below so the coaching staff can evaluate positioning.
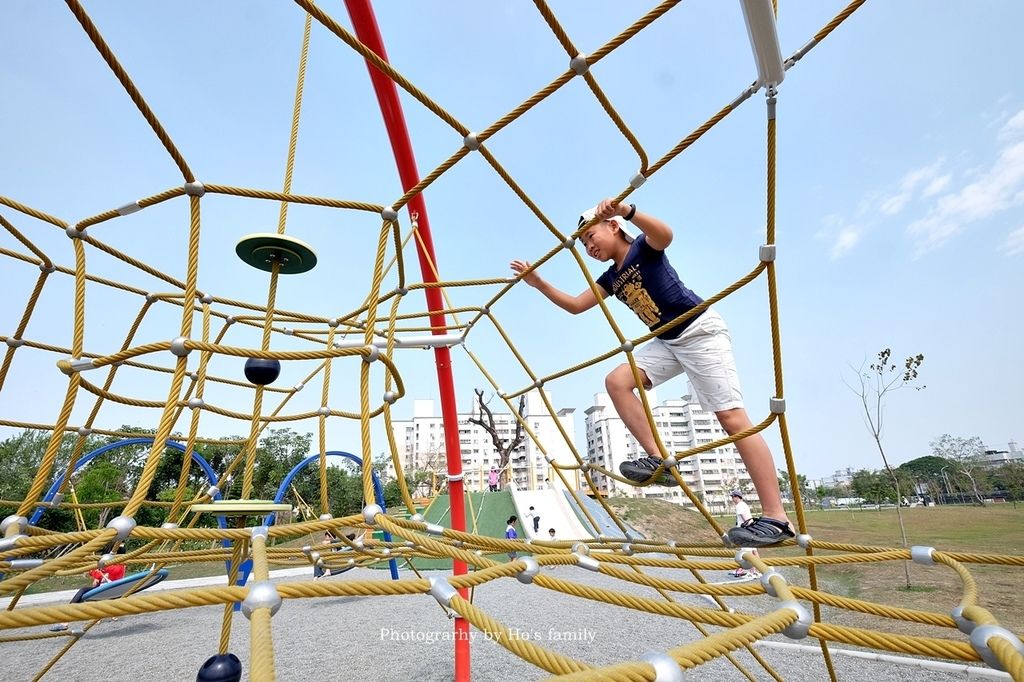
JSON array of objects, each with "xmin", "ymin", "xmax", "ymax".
[{"xmin": 595, "ymin": 235, "xmax": 704, "ymax": 339}]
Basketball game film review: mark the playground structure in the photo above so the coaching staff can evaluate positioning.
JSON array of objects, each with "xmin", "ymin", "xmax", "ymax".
[
  {"xmin": 509, "ymin": 486, "xmax": 600, "ymax": 542},
  {"xmin": 2, "ymin": 1, "xmax": 1024, "ymax": 681}
]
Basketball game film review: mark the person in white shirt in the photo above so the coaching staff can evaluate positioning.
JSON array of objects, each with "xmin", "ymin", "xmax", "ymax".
[
  {"xmin": 728, "ymin": 491, "xmax": 760, "ymax": 577},
  {"xmin": 525, "ymin": 506, "xmax": 541, "ymax": 534},
  {"xmin": 732, "ymin": 491, "xmax": 753, "ymax": 526}
]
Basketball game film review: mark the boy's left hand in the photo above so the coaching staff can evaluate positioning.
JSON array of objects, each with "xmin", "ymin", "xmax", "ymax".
[{"xmin": 594, "ymin": 198, "xmax": 626, "ymax": 221}]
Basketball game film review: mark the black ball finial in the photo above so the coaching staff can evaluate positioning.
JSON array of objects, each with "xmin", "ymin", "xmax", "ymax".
[
  {"xmin": 244, "ymin": 357, "xmax": 281, "ymax": 386},
  {"xmin": 197, "ymin": 653, "xmax": 242, "ymax": 682}
]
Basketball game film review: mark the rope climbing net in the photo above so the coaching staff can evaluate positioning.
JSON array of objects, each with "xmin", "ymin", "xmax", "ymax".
[{"xmin": 2, "ymin": 1, "xmax": 1023, "ymax": 680}]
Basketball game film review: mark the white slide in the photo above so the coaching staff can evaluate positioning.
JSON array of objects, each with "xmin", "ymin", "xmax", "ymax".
[{"xmin": 509, "ymin": 485, "xmax": 595, "ymax": 541}]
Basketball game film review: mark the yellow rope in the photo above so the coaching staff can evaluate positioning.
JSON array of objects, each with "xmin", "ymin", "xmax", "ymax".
[{"xmin": 2, "ymin": 3, "xmax": 1022, "ymax": 681}]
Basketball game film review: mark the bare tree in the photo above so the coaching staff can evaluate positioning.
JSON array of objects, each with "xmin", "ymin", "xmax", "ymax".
[
  {"xmin": 468, "ymin": 389, "xmax": 527, "ymax": 488},
  {"xmin": 845, "ymin": 348, "xmax": 925, "ymax": 589},
  {"xmin": 411, "ymin": 449, "xmax": 448, "ymax": 498},
  {"xmin": 930, "ymin": 434, "xmax": 987, "ymax": 506}
]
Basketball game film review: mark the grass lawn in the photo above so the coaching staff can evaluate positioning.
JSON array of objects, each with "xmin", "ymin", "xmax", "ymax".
[{"xmin": 613, "ymin": 498, "xmax": 1024, "ymax": 638}]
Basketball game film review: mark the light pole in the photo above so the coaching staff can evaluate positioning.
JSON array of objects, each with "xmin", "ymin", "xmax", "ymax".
[{"xmin": 940, "ymin": 466, "xmax": 953, "ymax": 503}]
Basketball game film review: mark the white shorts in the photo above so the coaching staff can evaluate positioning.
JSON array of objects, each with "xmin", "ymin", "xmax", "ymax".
[{"xmin": 632, "ymin": 309, "xmax": 744, "ymax": 412}]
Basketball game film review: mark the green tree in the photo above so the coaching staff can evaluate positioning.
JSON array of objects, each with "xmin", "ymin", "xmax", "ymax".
[
  {"xmin": 776, "ymin": 470, "xmax": 791, "ymax": 498},
  {"xmin": 403, "ymin": 465, "xmax": 442, "ymax": 499},
  {"xmin": 0, "ymin": 429, "xmax": 107, "ymax": 533},
  {"xmin": 850, "ymin": 469, "xmax": 894, "ymax": 504},
  {"xmin": 222, "ymin": 428, "xmax": 312, "ymax": 503},
  {"xmin": 896, "ymin": 455, "xmax": 947, "ymax": 504},
  {"xmin": 992, "ymin": 461, "xmax": 1024, "ymax": 508},
  {"xmin": 0, "ymin": 430, "xmax": 57, "ymax": 500},
  {"xmin": 74, "ymin": 459, "xmax": 127, "ymax": 527}
]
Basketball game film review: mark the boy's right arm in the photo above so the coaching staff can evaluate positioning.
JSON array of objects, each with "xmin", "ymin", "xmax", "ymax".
[{"xmin": 510, "ymin": 260, "xmax": 606, "ymax": 314}]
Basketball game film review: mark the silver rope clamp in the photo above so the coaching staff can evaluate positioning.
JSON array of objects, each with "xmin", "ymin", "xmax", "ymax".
[
  {"xmin": 910, "ymin": 545, "xmax": 936, "ymax": 566},
  {"xmin": 116, "ymin": 201, "xmax": 142, "ymax": 216},
  {"xmin": 780, "ymin": 600, "xmax": 812, "ymax": 639},
  {"xmin": 516, "ymin": 556, "xmax": 540, "ymax": 584},
  {"xmin": 970, "ymin": 624, "xmax": 1024, "ymax": 672},
  {"xmin": 640, "ymin": 651, "xmax": 683, "ymax": 682},
  {"xmin": 242, "ymin": 581, "xmax": 282, "ymax": 619},
  {"xmin": 184, "ymin": 181, "xmax": 206, "ymax": 197},
  {"xmin": 575, "ymin": 553, "xmax": 600, "ymax": 572},
  {"xmin": 428, "ymin": 576, "xmax": 459, "ymax": 607},
  {"xmin": 570, "ymin": 53, "xmax": 589, "ymax": 75}
]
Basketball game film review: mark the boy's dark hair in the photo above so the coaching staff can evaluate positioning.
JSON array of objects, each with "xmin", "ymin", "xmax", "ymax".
[
  {"xmin": 548, "ymin": 528, "xmax": 555, "ymax": 534},
  {"xmin": 507, "ymin": 516, "xmax": 517, "ymax": 524},
  {"xmin": 529, "ymin": 506, "xmax": 534, "ymax": 511}
]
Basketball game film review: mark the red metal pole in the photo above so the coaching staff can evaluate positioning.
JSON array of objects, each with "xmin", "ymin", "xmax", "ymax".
[{"xmin": 342, "ymin": 2, "xmax": 470, "ymax": 680}]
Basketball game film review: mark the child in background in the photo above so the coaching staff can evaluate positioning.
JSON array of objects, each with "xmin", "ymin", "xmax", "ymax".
[
  {"xmin": 546, "ymin": 528, "xmax": 557, "ymax": 570},
  {"xmin": 51, "ymin": 543, "xmax": 127, "ymax": 631},
  {"xmin": 526, "ymin": 506, "xmax": 541, "ymax": 534},
  {"xmin": 728, "ymin": 492, "xmax": 761, "ymax": 577},
  {"xmin": 505, "ymin": 515, "xmax": 519, "ymax": 560},
  {"xmin": 313, "ymin": 530, "xmax": 335, "ymax": 580}
]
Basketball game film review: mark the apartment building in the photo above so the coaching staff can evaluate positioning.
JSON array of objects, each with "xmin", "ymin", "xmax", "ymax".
[
  {"xmin": 982, "ymin": 439, "xmax": 1024, "ymax": 466},
  {"xmin": 386, "ymin": 389, "xmax": 577, "ymax": 492},
  {"xmin": 584, "ymin": 389, "xmax": 757, "ymax": 511}
]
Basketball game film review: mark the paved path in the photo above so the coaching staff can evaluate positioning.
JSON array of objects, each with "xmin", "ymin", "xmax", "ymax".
[{"xmin": 1, "ymin": 565, "xmax": 1001, "ymax": 681}]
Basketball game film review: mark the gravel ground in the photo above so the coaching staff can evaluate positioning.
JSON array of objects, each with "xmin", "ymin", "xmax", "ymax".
[{"xmin": 0, "ymin": 564, "xmax": 1001, "ymax": 681}]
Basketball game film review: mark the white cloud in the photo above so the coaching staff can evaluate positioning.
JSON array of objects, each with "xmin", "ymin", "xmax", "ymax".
[
  {"xmin": 907, "ymin": 142, "xmax": 1024, "ymax": 256},
  {"xmin": 830, "ymin": 226, "xmax": 862, "ymax": 259},
  {"xmin": 999, "ymin": 109, "xmax": 1024, "ymax": 140},
  {"xmin": 816, "ymin": 215, "xmax": 864, "ymax": 260},
  {"xmin": 878, "ymin": 159, "xmax": 945, "ymax": 216},
  {"xmin": 1001, "ymin": 225, "xmax": 1024, "ymax": 256},
  {"xmin": 922, "ymin": 174, "xmax": 951, "ymax": 197},
  {"xmin": 879, "ymin": 193, "xmax": 910, "ymax": 216},
  {"xmin": 823, "ymin": 105, "xmax": 1024, "ymax": 260}
]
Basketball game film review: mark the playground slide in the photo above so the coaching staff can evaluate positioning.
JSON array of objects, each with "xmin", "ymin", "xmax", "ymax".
[
  {"xmin": 509, "ymin": 486, "xmax": 594, "ymax": 541},
  {"xmin": 82, "ymin": 569, "xmax": 169, "ymax": 601},
  {"xmin": 566, "ymin": 492, "xmax": 645, "ymax": 540}
]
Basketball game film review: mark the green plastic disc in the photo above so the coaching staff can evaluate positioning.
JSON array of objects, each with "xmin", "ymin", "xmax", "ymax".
[
  {"xmin": 235, "ymin": 233, "xmax": 317, "ymax": 274},
  {"xmin": 189, "ymin": 499, "xmax": 292, "ymax": 517}
]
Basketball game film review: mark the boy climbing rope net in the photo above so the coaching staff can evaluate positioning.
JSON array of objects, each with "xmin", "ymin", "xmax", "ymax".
[{"xmin": 511, "ymin": 198, "xmax": 794, "ymax": 547}]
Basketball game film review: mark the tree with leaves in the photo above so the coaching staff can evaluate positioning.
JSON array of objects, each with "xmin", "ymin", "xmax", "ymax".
[
  {"xmin": 846, "ymin": 347, "xmax": 924, "ymax": 589},
  {"xmin": 992, "ymin": 461, "xmax": 1024, "ymax": 508},
  {"xmin": 930, "ymin": 434, "xmax": 988, "ymax": 506},
  {"xmin": 896, "ymin": 455, "xmax": 948, "ymax": 504},
  {"xmin": 850, "ymin": 469, "xmax": 892, "ymax": 504},
  {"xmin": 468, "ymin": 389, "xmax": 527, "ymax": 488}
]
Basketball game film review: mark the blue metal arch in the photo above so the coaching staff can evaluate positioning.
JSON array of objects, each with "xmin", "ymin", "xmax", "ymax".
[
  {"xmin": 29, "ymin": 437, "xmax": 222, "ymax": 527},
  {"xmin": 270, "ymin": 451, "xmax": 399, "ymax": 580},
  {"xmin": 26, "ymin": 441, "xmax": 398, "ymax": 583}
]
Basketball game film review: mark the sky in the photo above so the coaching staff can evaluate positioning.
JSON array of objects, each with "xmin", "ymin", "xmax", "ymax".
[{"xmin": 0, "ymin": 1, "xmax": 1021, "ymax": 483}]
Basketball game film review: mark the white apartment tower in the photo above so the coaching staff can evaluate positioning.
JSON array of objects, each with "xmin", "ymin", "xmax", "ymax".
[
  {"xmin": 584, "ymin": 389, "xmax": 757, "ymax": 511},
  {"xmin": 387, "ymin": 390, "xmax": 577, "ymax": 492}
]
